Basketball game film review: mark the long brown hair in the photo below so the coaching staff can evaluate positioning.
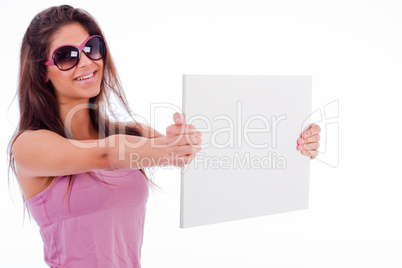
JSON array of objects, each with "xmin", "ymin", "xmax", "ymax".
[{"xmin": 7, "ymin": 5, "xmax": 152, "ymax": 222}]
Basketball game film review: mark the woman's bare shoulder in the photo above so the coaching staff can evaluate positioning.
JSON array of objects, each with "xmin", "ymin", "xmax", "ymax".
[{"xmin": 15, "ymin": 129, "xmax": 56, "ymax": 142}]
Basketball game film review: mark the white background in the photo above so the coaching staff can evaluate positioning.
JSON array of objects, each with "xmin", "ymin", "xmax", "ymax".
[{"xmin": 1, "ymin": 0, "xmax": 401, "ymax": 267}]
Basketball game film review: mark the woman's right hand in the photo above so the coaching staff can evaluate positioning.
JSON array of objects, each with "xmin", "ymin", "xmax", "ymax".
[{"xmin": 165, "ymin": 112, "xmax": 202, "ymax": 167}]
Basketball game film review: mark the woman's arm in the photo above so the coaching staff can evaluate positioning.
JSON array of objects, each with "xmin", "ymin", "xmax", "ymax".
[
  {"xmin": 13, "ymin": 130, "xmax": 111, "ymax": 177},
  {"xmin": 13, "ymin": 117, "xmax": 201, "ymax": 178},
  {"xmin": 106, "ymin": 134, "xmax": 170, "ymax": 170},
  {"xmin": 112, "ymin": 115, "xmax": 201, "ymax": 169}
]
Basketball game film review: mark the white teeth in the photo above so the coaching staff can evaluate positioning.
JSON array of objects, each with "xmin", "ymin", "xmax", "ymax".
[{"xmin": 76, "ymin": 72, "xmax": 94, "ymax": 81}]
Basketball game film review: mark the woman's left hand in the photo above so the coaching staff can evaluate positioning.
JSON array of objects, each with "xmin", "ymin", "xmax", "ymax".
[{"xmin": 297, "ymin": 123, "xmax": 321, "ymax": 159}]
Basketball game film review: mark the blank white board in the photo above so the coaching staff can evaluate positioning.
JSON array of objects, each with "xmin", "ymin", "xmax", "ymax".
[{"xmin": 180, "ymin": 75, "xmax": 312, "ymax": 228}]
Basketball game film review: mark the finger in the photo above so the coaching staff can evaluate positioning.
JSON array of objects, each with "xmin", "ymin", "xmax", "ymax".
[
  {"xmin": 309, "ymin": 150, "xmax": 319, "ymax": 159},
  {"xmin": 174, "ymin": 152, "xmax": 197, "ymax": 167},
  {"xmin": 166, "ymin": 124, "xmax": 199, "ymax": 136},
  {"xmin": 167, "ymin": 143, "xmax": 202, "ymax": 156},
  {"xmin": 301, "ymin": 148, "xmax": 319, "ymax": 158},
  {"xmin": 301, "ymin": 149, "xmax": 309, "ymax": 156},
  {"xmin": 166, "ymin": 133, "xmax": 201, "ymax": 147},
  {"xmin": 167, "ymin": 134, "xmax": 202, "ymax": 147},
  {"xmin": 194, "ymin": 130, "xmax": 202, "ymax": 138},
  {"xmin": 187, "ymin": 133, "xmax": 202, "ymax": 144},
  {"xmin": 173, "ymin": 112, "xmax": 185, "ymax": 125},
  {"xmin": 302, "ymin": 124, "xmax": 321, "ymax": 138},
  {"xmin": 310, "ymin": 123, "xmax": 321, "ymax": 135},
  {"xmin": 297, "ymin": 144, "xmax": 304, "ymax": 151},
  {"xmin": 304, "ymin": 134, "xmax": 320, "ymax": 144},
  {"xmin": 304, "ymin": 142, "xmax": 320, "ymax": 150}
]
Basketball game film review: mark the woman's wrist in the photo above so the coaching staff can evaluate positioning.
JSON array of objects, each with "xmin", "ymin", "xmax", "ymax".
[{"xmin": 106, "ymin": 134, "xmax": 169, "ymax": 170}]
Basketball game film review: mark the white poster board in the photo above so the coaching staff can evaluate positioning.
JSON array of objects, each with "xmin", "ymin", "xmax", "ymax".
[{"xmin": 180, "ymin": 75, "xmax": 312, "ymax": 228}]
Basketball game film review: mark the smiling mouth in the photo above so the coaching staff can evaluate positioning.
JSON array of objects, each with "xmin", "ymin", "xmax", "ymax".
[{"xmin": 76, "ymin": 71, "xmax": 96, "ymax": 81}]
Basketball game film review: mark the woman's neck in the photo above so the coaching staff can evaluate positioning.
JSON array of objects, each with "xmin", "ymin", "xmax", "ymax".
[{"xmin": 59, "ymin": 101, "xmax": 99, "ymax": 140}]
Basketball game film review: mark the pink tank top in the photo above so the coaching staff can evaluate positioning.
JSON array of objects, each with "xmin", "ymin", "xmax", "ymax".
[{"xmin": 25, "ymin": 169, "xmax": 149, "ymax": 268}]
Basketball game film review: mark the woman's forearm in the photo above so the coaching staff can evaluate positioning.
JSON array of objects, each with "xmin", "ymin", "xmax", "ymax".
[{"xmin": 106, "ymin": 134, "xmax": 169, "ymax": 170}]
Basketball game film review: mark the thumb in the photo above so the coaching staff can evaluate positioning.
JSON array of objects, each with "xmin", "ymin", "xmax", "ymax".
[{"xmin": 173, "ymin": 112, "xmax": 185, "ymax": 125}]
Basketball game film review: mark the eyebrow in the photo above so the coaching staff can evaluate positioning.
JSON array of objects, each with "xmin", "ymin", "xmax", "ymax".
[{"xmin": 49, "ymin": 35, "xmax": 92, "ymax": 54}]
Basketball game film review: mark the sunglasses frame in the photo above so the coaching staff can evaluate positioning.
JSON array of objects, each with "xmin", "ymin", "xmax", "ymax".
[{"xmin": 44, "ymin": 35, "xmax": 105, "ymax": 71}]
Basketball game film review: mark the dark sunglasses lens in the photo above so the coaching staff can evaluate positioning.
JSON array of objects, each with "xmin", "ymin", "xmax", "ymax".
[
  {"xmin": 83, "ymin": 37, "xmax": 104, "ymax": 60},
  {"xmin": 54, "ymin": 46, "xmax": 79, "ymax": 70}
]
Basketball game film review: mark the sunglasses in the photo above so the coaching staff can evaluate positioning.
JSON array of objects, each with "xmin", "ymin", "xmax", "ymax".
[{"xmin": 44, "ymin": 35, "xmax": 105, "ymax": 71}]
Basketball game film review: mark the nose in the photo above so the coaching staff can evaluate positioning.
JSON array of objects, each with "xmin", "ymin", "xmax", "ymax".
[{"xmin": 76, "ymin": 50, "xmax": 93, "ymax": 68}]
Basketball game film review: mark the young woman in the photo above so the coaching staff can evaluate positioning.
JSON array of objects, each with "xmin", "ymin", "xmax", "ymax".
[{"xmin": 8, "ymin": 5, "xmax": 320, "ymax": 268}]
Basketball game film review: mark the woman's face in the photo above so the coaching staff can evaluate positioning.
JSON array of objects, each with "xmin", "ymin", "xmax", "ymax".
[{"xmin": 46, "ymin": 23, "xmax": 104, "ymax": 104}]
